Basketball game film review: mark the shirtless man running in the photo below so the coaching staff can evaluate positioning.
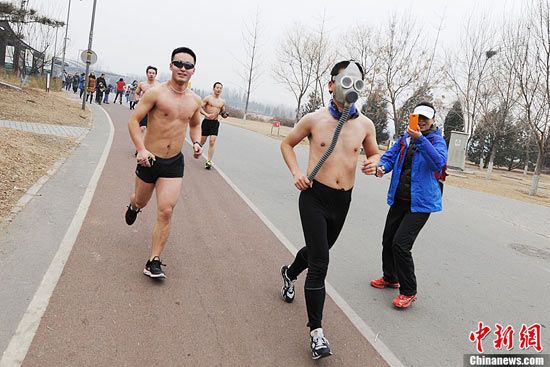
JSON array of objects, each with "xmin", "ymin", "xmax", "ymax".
[
  {"xmin": 125, "ymin": 47, "xmax": 203, "ymax": 279},
  {"xmin": 279, "ymin": 60, "xmax": 380, "ymax": 359},
  {"xmin": 133, "ymin": 66, "xmax": 160, "ymax": 152},
  {"xmin": 200, "ymin": 82, "xmax": 228, "ymax": 169}
]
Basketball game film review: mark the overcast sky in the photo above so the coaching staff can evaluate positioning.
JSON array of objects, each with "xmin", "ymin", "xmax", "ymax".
[{"xmin": 18, "ymin": 0, "xmax": 520, "ymax": 108}]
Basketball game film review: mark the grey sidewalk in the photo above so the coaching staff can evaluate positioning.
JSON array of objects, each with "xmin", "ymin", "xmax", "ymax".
[
  {"xmin": 0, "ymin": 105, "xmax": 110, "ymax": 358},
  {"xmin": 0, "ymin": 119, "xmax": 88, "ymax": 139}
]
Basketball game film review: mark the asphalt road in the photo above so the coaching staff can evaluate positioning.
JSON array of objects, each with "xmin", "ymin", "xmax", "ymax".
[
  {"xmin": 3, "ymin": 102, "xmax": 548, "ymax": 367},
  {"xmin": 210, "ymin": 121, "xmax": 550, "ymax": 367}
]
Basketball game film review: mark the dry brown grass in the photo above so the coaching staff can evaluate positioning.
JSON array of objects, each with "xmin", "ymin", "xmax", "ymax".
[
  {"xmin": 0, "ymin": 128, "xmax": 76, "ymax": 222},
  {"xmin": 0, "ymin": 69, "xmax": 63, "ymax": 90},
  {"xmin": 224, "ymin": 117, "xmax": 550, "ymax": 207},
  {"xmin": 0, "ymin": 85, "xmax": 90, "ymax": 127},
  {"xmin": 0, "ymin": 78, "xmax": 90, "ymax": 222},
  {"xmin": 223, "ymin": 117, "xmax": 309, "ymax": 145},
  {"xmin": 446, "ymin": 163, "xmax": 550, "ymax": 206}
]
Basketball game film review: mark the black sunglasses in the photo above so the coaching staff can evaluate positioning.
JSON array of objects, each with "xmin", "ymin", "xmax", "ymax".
[{"xmin": 171, "ymin": 60, "xmax": 195, "ymax": 70}]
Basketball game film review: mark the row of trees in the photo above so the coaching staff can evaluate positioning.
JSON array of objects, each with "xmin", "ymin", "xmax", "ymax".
[
  {"xmin": 1, "ymin": 1, "xmax": 65, "ymax": 75},
  {"xmin": 252, "ymin": 1, "xmax": 549, "ymax": 196}
]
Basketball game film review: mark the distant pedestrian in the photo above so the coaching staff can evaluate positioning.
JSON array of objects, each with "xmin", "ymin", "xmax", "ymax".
[
  {"xmin": 72, "ymin": 74, "xmax": 79, "ymax": 93},
  {"xmin": 128, "ymin": 80, "xmax": 138, "ymax": 110},
  {"xmin": 96, "ymin": 73, "xmax": 107, "ymax": 105},
  {"xmin": 114, "ymin": 78, "xmax": 125, "ymax": 104},
  {"xmin": 78, "ymin": 73, "xmax": 85, "ymax": 98},
  {"xmin": 104, "ymin": 83, "xmax": 112, "ymax": 104},
  {"xmin": 87, "ymin": 73, "xmax": 96, "ymax": 104}
]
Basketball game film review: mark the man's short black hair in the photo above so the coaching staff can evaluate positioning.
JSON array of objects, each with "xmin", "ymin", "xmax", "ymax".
[
  {"xmin": 330, "ymin": 60, "xmax": 365, "ymax": 80},
  {"xmin": 119, "ymin": 78, "xmax": 123, "ymax": 81},
  {"xmin": 146, "ymin": 66, "xmax": 158, "ymax": 74},
  {"xmin": 171, "ymin": 47, "xmax": 196, "ymax": 64},
  {"xmin": 213, "ymin": 82, "xmax": 223, "ymax": 89},
  {"xmin": 415, "ymin": 101, "xmax": 436, "ymax": 117}
]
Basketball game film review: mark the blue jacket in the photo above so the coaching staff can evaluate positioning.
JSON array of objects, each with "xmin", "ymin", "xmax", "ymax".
[{"xmin": 379, "ymin": 128, "xmax": 448, "ymax": 213}]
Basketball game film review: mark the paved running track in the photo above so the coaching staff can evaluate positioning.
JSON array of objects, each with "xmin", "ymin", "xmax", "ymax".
[{"xmin": 19, "ymin": 104, "xmax": 388, "ymax": 367}]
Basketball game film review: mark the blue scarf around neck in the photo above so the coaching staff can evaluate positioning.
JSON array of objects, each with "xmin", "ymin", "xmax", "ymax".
[{"xmin": 328, "ymin": 99, "xmax": 359, "ymax": 120}]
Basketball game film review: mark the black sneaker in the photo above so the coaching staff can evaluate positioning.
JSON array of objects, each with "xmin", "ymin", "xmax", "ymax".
[
  {"xmin": 310, "ymin": 328, "xmax": 332, "ymax": 360},
  {"xmin": 144, "ymin": 256, "xmax": 166, "ymax": 278},
  {"xmin": 125, "ymin": 204, "xmax": 141, "ymax": 225},
  {"xmin": 280, "ymin": 265, "xmax": 295, "ymax": 303}
]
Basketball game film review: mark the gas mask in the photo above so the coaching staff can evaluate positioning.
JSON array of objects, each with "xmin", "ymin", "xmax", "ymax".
[{"xmin": 332, "ymin": 61, "xmax": 365, "ymax": 105}]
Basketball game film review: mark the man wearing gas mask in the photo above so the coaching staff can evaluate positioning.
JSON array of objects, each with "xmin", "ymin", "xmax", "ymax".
[{"xmin": 280, "ymin": 60, "xmax": 380, "ymax": 359}]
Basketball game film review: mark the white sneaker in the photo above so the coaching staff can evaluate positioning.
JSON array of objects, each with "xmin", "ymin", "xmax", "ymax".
[
  {"xmin": 310, "ymin": 328, "xmax": 332, "ymax": 360},
  {"xmin": 280, "ymin": 265, "xmax": 295, "ymax": 303}
]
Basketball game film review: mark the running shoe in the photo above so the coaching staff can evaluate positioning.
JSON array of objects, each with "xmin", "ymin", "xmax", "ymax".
[
  {"xmin": 280, "ymin": 265, "xmax": 295, "ymax": 303},
  {"xmin": 205, "ymin": 160, "xmax": 212, "ymax": 170},
  {"xmin": 144, "ymin": 256, "xmax": 166, "ymax": 278},
  {"xmin": 125, "ymin": 204, "xmax": 141, "ymax": 225},
  {"xmin": 310, "ymin": 328, "xmax": 332, "ymax": 360},
  {"xmin": 370, "ymin": 277, "xmax": 400, "ymax": 289},
  {"xmin": 392, "ymin": 294, "xmax": 417, "ymax": 308}
]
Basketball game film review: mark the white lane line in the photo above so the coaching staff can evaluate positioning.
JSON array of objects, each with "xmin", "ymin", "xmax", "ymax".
[
  {"xmin": 0, "ymin": 106, "xmax": 114, "ymax": 367},
  {"xmin": 208, "ymin": 158, "xmax": 405, "ymax": 367}
]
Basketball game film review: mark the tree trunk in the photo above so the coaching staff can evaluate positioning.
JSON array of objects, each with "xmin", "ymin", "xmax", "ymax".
[
  {"xmin": 295, "ymin": 94, "xmax": 303, "ymax": 123},
  {"xmin": 529, "ymin": 150, "xmax": 544, "ymax": 196},
  {"xmin": 392, "ymin": 99, "xmax": 398, "ymax": 139},
  {"xmin": 485, "ymin": 145, "xmax": 496, "ymax": 179},
  {"xmin": 523, "ymin": 139, "xmax": 530, "ymax": 175}
]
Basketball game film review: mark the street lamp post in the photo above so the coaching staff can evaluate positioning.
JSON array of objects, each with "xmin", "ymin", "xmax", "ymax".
[
  {"xmin": 82, "ymin": 0, "xmax": 98, "ymax": 110},
  {"xmin": 60, "ymin": 0, "xmax": 72, "ymax": 84},
  {"xmin": 471, "ymin": 49, "xmax": 498, "ymax": 169}
]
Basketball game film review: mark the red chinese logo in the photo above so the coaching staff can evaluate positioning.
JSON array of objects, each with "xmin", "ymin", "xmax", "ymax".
[
  {"xmin": 493, "ymin": 324, "xmax": 514, "ymax": 350},
  {"xmin": 469, "ymin": 322, "xmax": 492, "ymax": 353},
  {"xmin": 469, "ymin": 322, "xmax": 543, "ymax": 353},
  {"xmin": 519, "ymin": 323, "xmax": 543, "ymax": 352}
]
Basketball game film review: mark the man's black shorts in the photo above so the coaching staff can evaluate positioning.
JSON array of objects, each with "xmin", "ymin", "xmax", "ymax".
[
  {"xmin": 135, "ymin": 152, "xmax": 184, "ymax": 184},
  {"xmin": 201, "ymin": 119, "xmax": 220, "ymax": 136},
  {"xmin": 139, "ymin": 114, "xmax": 148, "ymax": 127}
]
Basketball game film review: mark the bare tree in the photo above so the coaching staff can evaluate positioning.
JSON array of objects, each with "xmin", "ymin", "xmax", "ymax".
[
  {"xmin": 445, "ymin": 12, "xmax": 497, "ymax": 144},
  {"xmin": 378, "ymin": 13, "xmax": 433, "ymax": 138},
  {"xmin": 273, "ymin": 23, "xmax": 316, "ymax": 122},
  {"xmin": 508, "ymin": 0, "xmax": 550, "ymax": 195},
  {"xmin": 310, "ymin": 11, "xmax": 335, "ymax": 107},
  {"xmin": 476, "ymin": 52, "xmax": 518, "ymax": 179},
  {"xmin": 340, "ymin": 23, "xmax": 381, "ymax": 100},
  {"xmin": 2, "ymin": 1, "xmax": 64, "ymax": 75},
  {"xmin": 239, "ymin": 8, "xmax": 261, "ymax": 120}
]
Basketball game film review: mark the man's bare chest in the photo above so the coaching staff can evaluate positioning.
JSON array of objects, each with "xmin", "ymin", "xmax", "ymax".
[
  {"xmin": 154, "ymin": 97, "xmax": 197, "ymax": 121},
  {"xmin": 311, "ymin": 120, "xmax": 366, "ymax": 148}
]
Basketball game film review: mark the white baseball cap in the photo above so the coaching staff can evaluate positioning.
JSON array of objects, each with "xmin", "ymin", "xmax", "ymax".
[{"xmin": 413, "ymin": 105, "xmax": 435, "ymax": 119}]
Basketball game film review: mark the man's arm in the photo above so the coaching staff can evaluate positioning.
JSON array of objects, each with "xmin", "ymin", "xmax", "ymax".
[
  {"xmin": 361, "ymin": 119, "xmax": 381, "ymax": 175},
  {"xmin": 281, "ymin": 114, "xmax": 313, "ymax": 190},
  {"xmin": 220, "ymin": 100, "xmax": 228, "ymax": 118},
  {"xmin": 135, "ymin": 82, "xmax": 143, "ymax": 100},
  {"xmin": 200, "ymin": 96, "xmax": 213, "ymax": 119},
  {"xmin": 128, "ymin": 88, "xmax": 156, "ymax": 154},
  {"xmin": 189, "ymin": 98, "xmax": 203, "ymax": 159}
]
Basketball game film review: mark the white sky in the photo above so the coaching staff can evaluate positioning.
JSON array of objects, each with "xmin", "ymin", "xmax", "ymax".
[{"xmin": 19, "ymin": 0, "xmax": 521, "ymax": 108}]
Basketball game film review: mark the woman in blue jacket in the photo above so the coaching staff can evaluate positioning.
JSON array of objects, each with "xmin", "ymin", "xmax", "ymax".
[{"xmin": 371, "ymin": 102, "xmax": 447, "ymax": 309}]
